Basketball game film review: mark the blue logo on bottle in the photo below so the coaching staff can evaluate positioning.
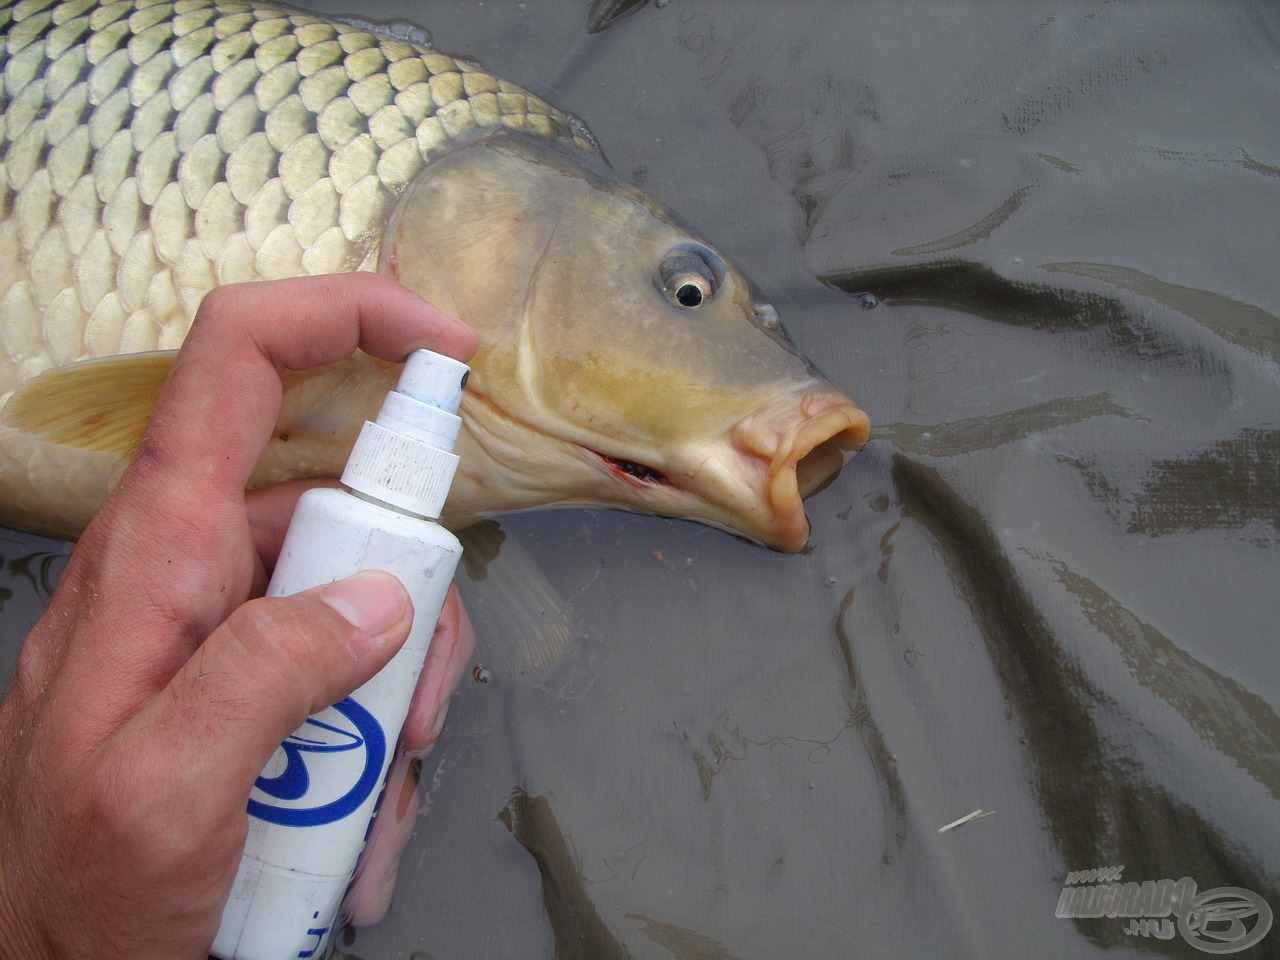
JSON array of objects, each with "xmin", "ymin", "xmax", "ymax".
[{"xmin": 248, "ymin": 697, "xmax": 386, "ymax": 827}]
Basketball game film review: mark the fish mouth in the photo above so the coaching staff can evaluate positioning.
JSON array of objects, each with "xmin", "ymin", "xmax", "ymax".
[
  {"xmin": 586, "ymin": 389, "xmax": 870, "ymax": 552},
  {"xmin": 725, "ymin": 393, "xmax": 871, "ymax": 551},
  {"xmin": 599, "ymin": 453, "xmax": 673, "ymax": 487}
]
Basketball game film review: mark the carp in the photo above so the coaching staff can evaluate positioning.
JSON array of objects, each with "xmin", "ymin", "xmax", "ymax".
[{"xmin": 0, "ymin": 0, "xmax": 869, "ymax": 550}]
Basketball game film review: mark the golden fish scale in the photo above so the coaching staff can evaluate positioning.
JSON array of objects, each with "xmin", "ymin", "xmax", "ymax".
[{"xmin": 0, "ymin": 0, "xmax": 595, "ymax": 397}]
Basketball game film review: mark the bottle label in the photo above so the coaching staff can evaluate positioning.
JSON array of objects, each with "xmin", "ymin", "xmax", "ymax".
[{"xmin": 247, "ymin": 697, "xmax": 387, "ymax": 827}]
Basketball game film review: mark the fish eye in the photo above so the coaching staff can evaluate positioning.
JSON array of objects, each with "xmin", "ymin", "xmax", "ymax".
[{"xmin": 658, "ymin": 246, "xmax": 723, "ymax": 310}]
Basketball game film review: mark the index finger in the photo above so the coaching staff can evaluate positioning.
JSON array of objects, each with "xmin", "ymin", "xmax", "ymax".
[{"xmin": 140, "ymin": 273, "xmax": 476, "ymax": 501}]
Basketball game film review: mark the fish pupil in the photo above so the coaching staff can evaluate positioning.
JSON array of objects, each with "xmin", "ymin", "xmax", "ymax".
[{"xmin": 676, "ymin": 283, "xmax": 704, "ymax": 307}]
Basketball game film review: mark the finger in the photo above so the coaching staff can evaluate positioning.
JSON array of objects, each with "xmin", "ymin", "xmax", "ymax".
[
  {"xmin": 401, "ymin": 587, "xmax": 475, "ymax": 756},
  {"xmin": 131, "ymin": 273, "xmax": 475, "ymax": 517},
  {"xmin": 342, "ymin": 747, "xmax": 422, "ymax": 927},
  {"xmin": 340, "ymin": 589, "xmax": 473, "ymax": 926},
  {"xmin": 245, "ymin": 478, "xmax": 342, "ymax": 571},
  {"xmin": 121, "ymin": 571, "xmax": 414, "ymax": 830}
]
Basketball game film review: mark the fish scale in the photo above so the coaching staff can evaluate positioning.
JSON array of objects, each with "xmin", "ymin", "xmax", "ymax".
[{"xmin": 0, "ymin": 0, "xmax": 596, "ymax": 394}]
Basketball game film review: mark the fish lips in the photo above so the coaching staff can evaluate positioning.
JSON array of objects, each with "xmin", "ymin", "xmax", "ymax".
[{"xmin": 592, "ymin": 386, "xmax": 870, "ymax": 552}]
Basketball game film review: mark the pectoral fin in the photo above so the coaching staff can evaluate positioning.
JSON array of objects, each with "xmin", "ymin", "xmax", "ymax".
[
  {"xmin": 0, "ymin": 352, "xmax": 178, "ymax": 456},
  {"xmin": 457, "ymin": 521, "xmax": 576, "ymax": 679},
  {"xmin": 0, "ymin": 351, "xmax": 397, "ymax": 539}
]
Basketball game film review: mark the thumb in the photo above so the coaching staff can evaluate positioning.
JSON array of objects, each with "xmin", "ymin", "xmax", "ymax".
[{"xmin": 131, "ymin": 570, "xmax": 414, "ymax": 805}]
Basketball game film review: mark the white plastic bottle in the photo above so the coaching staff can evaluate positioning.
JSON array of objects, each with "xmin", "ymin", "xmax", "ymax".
[{"xmin": 211, "ymin": 349, "xmax": 468, "ymax": 960}]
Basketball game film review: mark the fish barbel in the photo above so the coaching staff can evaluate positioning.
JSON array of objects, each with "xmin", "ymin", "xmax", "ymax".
[{"xmin": 0, "ymin": 0, "xmax": 869, "ymax": 550}]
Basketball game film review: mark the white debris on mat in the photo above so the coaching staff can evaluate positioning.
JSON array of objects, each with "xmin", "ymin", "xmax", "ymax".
[{"xmin": 938, "ymin": 809, "xmax": 996, "ymax": 833}]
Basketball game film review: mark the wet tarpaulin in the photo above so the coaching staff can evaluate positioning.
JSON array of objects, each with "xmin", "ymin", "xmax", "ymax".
[{"xmin": 2, "ymin": 2, "xmax": 1278, "ymax": 958}]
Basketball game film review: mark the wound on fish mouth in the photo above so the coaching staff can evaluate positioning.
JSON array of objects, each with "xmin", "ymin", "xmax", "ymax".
[{"xmin": 601, "ymin": 454, "xmax": 670, "ymax": 485}]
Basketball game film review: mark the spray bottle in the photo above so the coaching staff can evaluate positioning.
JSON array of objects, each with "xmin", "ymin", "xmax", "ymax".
[{"xmin": 211, "ymin": 349, "xmax": 468, "ymax": 960}]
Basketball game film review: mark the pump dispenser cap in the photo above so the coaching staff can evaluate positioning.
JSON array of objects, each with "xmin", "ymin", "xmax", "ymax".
[{"xmin": 340, "ymin": 350, "xmax": 467, "ymax": 519}]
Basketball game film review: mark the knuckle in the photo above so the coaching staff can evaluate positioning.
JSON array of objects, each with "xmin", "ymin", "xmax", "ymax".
[
  {"xmin": 194, "ymin": 283, "xmax": 242, "ymax": 321},
  {"xmin": 8, "ymin": 643, "xmax": 52, "ymax": 707}
]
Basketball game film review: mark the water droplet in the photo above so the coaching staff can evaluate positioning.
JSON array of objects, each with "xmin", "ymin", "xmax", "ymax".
[
  {"xmin": 472, "ymin": 664, "xmax": 492, "ymax": 684},
  {"xmin": 859, "ymin": 293, "xmax": 879, "ymax": 310}
]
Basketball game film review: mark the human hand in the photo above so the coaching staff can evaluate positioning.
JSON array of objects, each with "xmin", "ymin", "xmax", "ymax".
[{"xmin": 0, "ymin": 274, "xmax": 477, "ymax": 960}]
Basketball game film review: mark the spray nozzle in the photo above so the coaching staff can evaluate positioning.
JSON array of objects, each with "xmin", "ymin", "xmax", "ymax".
[
  {"xmin": 340, "ymin": 349, "xmax": 470, "ymax": 519},
  {"xmin": 395, "ymin": 349, "xmax": 470, "ymax": 410},
  {"xmin": 375, "ymin": 350, "xmax": 467, "ymax": 450}
]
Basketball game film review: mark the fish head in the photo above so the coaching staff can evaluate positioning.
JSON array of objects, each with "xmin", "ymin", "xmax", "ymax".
[{"xmin": 382, "ymin": 133, "xmax": 869, "ymax": 552}]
